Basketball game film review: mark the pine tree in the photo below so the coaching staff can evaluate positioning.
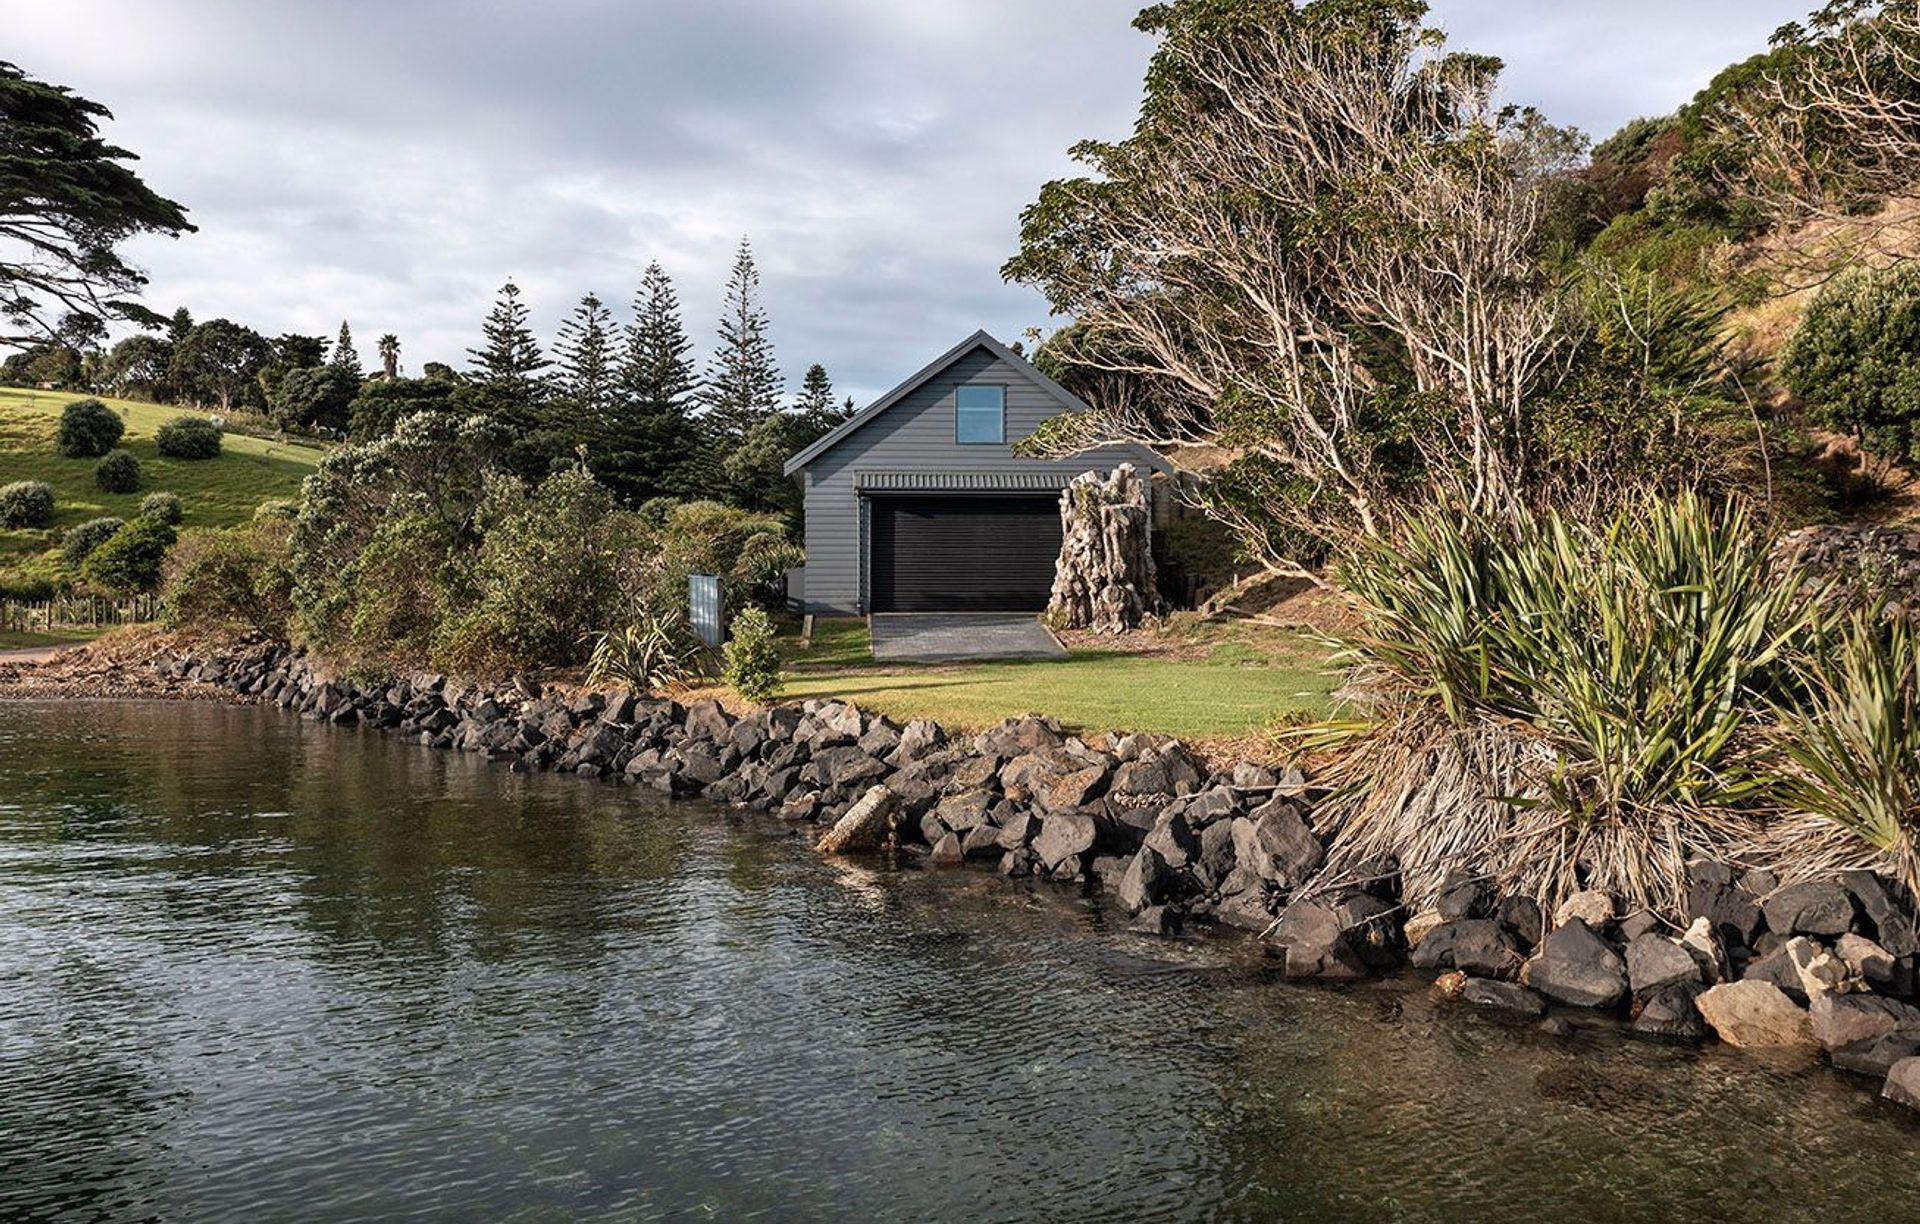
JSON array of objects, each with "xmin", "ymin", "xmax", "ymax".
[
  {"xmin": 701, "ymin": 237, "xmax": 782, "ymax": 451},
  {"xmin": 597, "ymin": 262, "xmax": 700, "ymax": 504},
  {"xmin": 553, "ymin": 293, "xmax": 616, "ymax": 422},
  {"xmin": 794, "ymin": 362, "xmax": 849, "ymax": 427},
  {"xmin": 331, "ymin": 320, "xmax": 360, "ymax": 373},
  {"xmin": 377, "ymin": 333, "xmax": 400, "ymax": 380},
  {"xmin": 466, "ymin": 279, "xmax": 550, "ymax": 393}
]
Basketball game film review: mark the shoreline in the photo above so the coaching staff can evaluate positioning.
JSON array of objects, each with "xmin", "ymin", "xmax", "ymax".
[{"xmin": 9, "ymin": 635, "xmax": 1920, "ymax": 1121}]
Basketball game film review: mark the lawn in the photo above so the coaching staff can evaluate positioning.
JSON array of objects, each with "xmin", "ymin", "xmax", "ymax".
[
  {"xmin": 776, "ymin": 616, "xmax": 1340, "ymax": 742},
  {"xmin": 0, "ymin": 387, "xmax": 326, "ymax": 569}
]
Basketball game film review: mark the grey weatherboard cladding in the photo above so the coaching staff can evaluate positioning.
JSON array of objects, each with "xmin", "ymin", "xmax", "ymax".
[{"xmin": 784, "ymin": 330, "xmax": 1161, "ymax": 615}]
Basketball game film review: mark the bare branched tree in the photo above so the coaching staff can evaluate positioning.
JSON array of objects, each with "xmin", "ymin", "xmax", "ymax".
[
  {"xmin": 1707, "ymin": 1, "xmax": 1920, "ymax": 278},
  {"xmin": 1006, "ymin": 2, "xmax": 1576, "ymax": 572}
]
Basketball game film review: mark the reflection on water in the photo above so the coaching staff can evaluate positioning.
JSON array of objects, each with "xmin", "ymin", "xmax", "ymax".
[{"xmin": 0, "ymin": 701, "xmax": 1914, "ymax": 1222}]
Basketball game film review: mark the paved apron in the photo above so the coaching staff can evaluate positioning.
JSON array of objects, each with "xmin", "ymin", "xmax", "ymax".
[{"xmin": 868, "ymin": 613, "xmax": 1067, "ymax": 663}]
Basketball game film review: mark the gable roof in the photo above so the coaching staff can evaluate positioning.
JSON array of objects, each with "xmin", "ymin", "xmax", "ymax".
[{"xmin": 783, "ymin": 329, "xmax": 1092, "ymax": 477}]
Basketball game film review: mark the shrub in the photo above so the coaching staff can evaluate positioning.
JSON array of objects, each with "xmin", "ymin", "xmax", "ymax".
[
  {"xmin": 161, "ymin": 522, "xmax": 293, "ymax": 637},
  {"xmin": 0, "ymin": 480, "xmax": 55, "ymax": 529},
  {"xmin": 62, "ymin": 516, "xmax": 126, "ymax": 569},
  {"xmin": 56, "ymin": 397, "xmax": 124, "ymax": 458},
  {"xmin": 1782, "ymin": 264, "xmax": 1920, "ymax": 464},
  {"xmin": 1312, "ymin": 493, "xmax": 1826, "ymax": 918},
  {"xmin": 94, "ymin": 448, "xmax": 142, "ymax": 493},
  {"xmin": 1770, "ymin": 612, "xmax": 1920, "ymax": 891},
  {"xmin": 435, "ymin": 468, "xmax": 633, "ymax": 671},
  {"xmin": 82, "ymin": 516, "xmax": 177, "ymax": 594},
  {"xmin": 722, "ymin": 606, "xmax": 783, "ymax": 702},
  {"xmin": 585, "ymin": 612, "xmax": 701, "ymax": 694},
  {"xmin": 154, "ymin": 415, "xmax": 223, "ymax": 459},
  {"xmin": 139, "ymin": 491, "xmax": 184, "ymax": 525}
]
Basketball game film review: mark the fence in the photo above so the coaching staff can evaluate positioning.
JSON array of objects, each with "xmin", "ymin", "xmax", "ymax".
[{"xmin": 0, "ymin": 594, "xmax": 161, "ymax": 636}]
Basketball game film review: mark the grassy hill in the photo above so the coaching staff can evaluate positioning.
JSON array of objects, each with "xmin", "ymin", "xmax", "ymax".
[{"xmin": 0, "ymin": 387, "xmax": 326, "ymax": 587}]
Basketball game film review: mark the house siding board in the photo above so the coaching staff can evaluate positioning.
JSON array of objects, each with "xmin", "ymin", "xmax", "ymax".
[{"xmin": 797, "ymin": 344, "xmax": 1158, "ymax": 614}]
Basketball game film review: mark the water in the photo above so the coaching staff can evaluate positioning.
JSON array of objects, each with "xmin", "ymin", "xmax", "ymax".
[{"xmin": 0, "ymin": 702, "xmax": 1914, "ymax": 1223}]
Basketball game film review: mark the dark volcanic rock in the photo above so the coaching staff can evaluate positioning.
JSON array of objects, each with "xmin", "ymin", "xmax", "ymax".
[
  {"xmin": 1808, "ymin": 992, "xmax": 1920, "ymax": 1053},
  {"xmin": 1761, "ymin": 881, "xmax": 1856, "ymax": 939},
  {"xmin": 1633, "ymin": 982, "xmax": 1709, "ymax": 1039},
  {"xmin": 1881, "ymin": 1058, "xmax": 1920, "ymax": 1112},
  {"xmin": 1462, "ymin": 978, "xmax": 1547, "ymax": 1017},
  {"xmin": 1685, "ymin": 860, "xmax": 1767, "ymax": 950},
  {"xmin": 1626, "ymin": 933, "xmax": 1703, "ymax": 998},
  {"xmin": 1496, "ymin": 895, "xmax": 1545, "ymax": 952},
  {"xmin": 1268, "ymin": 901, "xmax": 1366, "ymax": 980},
  {"xmin": 1436, "ymin": 875, "xmax": 1493, "ymax": 922},
  {"xmin": 1032, "ymin": 813, "xmax": 1098, "ymax": 872},
  {"xmin": 1118, "ymin": 846, "xmax": 1176, "ymax": 914},
  {"xmin": 1832, "ymin": 1033, "xmax": 1920, "ymax": 1079},
  {"xmin": 1841, "ymin": 871, "xmax": 1920, "ymax": 957},
  {"xmin": 1524, "ymin": 920, "xmax": 1628, "ymax": 1010},
  {"xmin": 1229, "ymin": 799, "xmax": 1323, "ymax": 889},
  {"xmin": 1409, "ymin": 920, "xmax": 1523, "ymax": 979}
]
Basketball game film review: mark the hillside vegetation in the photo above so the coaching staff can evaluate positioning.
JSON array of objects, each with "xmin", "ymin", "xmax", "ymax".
[{"xmin": 0, "ymin": 388, "xmax": 324, "ymax": 590}]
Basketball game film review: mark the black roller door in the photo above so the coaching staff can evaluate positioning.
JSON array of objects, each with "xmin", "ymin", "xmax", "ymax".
[{"xmin": 869, "ymin": 494, "xmax": 1062, "ymax": 612}]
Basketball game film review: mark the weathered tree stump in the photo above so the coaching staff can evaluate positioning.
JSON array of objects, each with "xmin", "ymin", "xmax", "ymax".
[{"xmin": 1046, "ymin": 464, "xmax": 1164, "ymax": 634}]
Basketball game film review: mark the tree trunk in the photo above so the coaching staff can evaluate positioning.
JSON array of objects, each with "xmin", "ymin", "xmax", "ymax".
[{"xmin": 1046, "ymin": 464, "xmax": 1164, "ymax": 634}]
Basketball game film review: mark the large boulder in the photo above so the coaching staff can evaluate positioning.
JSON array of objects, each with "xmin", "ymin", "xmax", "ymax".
[
  {"xmin": 1685, "ymin": 860, "xmax": 1768, "ymax": 950},
  {"xmin": 1832, "ymin": 1033, "xmax": 1920, "ymax": 1078},
  {"xmin": 814, "ymin": 785, "xmax": 900, "ymax": 854},
  {"xmin": 1109, "ymin": 745, "xmax": 1203, "ymax": 800},
  {"xmin": 1695, "ymin": 980, "xmax": 1817, "ymax": 1049},
  {"xmin": 1633, "ymin": 982, "xmax": 1709, "ymax": 1039},
  {"xmin": 1523, "ymin": 919, "xmax": 1628, "ymax": 1010},
  {"xmin": 1840, "ymin": 870, "xmax": 1920, "ymax": 957},
  {"xmin": 1626, "ymin": 932, "xmax": 1704, "ymax": 998},
  {"xmin": 1409, "ymin": 919, "xmax": 1523, "ymax": 979},
  {"xmin": 1032, "ymin": 812, "xmax": 1098, "ymax": 872},
  {"xmin": 1229, "ymin": 798, "xmax": 1323, "ymax": 889},
  {"xmin": 1882, "ymin": 1058, "xmax": 1920, "ymax": 1112},
  {"xmin": 1808, "ymin": 992, "xmax": 1920, "ymax": 1053},
  {"xmin": 1117, "ymin": 846, "xmax": 1176, "ymax": 914},
  {"xmin": 1435, "ymin": 875, "xmax": 1492, "ymax": 922},
  {"xmin": 1267, "ymin": 901, "xmax": 1366, "ymax": 980},
  {"xmin": 1461, "ymin": 978, "xmax": 1546, "ymax": 1017},
  {"xmin": 1761, "ymin": 881, "xmax": 1856, "ymax": 939}
]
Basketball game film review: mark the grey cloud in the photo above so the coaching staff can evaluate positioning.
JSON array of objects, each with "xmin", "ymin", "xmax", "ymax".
[{"xmin": 3, "ymin": 0, "xmax": 1815, "ymax": 403}]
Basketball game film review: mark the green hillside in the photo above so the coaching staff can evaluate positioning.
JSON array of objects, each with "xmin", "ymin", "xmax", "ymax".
[{"xmin": 0, "ymin": 388, "xmax": 325, "ymax": 585}]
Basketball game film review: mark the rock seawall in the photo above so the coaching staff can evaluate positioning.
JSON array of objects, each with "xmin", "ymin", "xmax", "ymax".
[{"xmin": 58, "ymin": 640, "xmax": 1920, "ymax": 1116}]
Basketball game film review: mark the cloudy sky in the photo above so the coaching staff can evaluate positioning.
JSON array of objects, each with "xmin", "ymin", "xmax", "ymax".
[{"xmin": 8, "ymin": 0, "xmax": 1813, "ymax": 404}]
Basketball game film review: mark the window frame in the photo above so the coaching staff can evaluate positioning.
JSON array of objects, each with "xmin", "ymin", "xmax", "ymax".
[{"xmin": 954, "ymin": 384, "xmax": 1006, "ymax": 445}]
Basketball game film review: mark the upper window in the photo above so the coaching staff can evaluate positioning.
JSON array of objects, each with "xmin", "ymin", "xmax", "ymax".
[{"xmin": 955, "ymin": 385, "xmax": 1005, "ymax": 445}]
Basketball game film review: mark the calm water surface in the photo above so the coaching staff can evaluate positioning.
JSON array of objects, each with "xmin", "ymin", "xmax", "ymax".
[{"xmin": 1, "ymin": 701, "xmax": 1915, "ymax": 1222}]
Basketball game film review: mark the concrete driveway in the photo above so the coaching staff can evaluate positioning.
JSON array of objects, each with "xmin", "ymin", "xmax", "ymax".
[{"xmin": 869, "ymin": 613, "xmax": 1066, "ymax": 663}]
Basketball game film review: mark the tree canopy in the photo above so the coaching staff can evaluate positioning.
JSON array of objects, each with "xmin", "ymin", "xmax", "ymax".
[{"xmin": 0, "ymin": 60, "xmax": 192, "ymax": 349}]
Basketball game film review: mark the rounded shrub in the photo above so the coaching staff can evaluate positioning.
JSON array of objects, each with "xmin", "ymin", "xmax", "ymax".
[
  {"xmin": 139, "ymin": 491, "xmax": 184, "ymax": 525},
  {"xmin": 55, "ymin": 397, "xmax": 125, "ymax": 458},
  {"xmin": 94, "ymin": 448, "xmax": 142, "ymax": 493},
  {"xmin": 154, "ymin": 415, "xmax": 223, "ymax": 459},
  {"xmin": 0, "ymin": 480, "xmax": 55, "ymax": 529},
  {"xmin": 722, "ymin": 605, "xmax": 783, "ymax": 702},
  {"xmin": 1782, "ymin": 264, "xmax": 1920, "ymax": 463},
  {"xmin": 62, "ymin": 516, "xmax": 126, "ymax": 568},
  {"xmin": 82, "ymin": 516, "xmax": 177, "ymax": 594}
]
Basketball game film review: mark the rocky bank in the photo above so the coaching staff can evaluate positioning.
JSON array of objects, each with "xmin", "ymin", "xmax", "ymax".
[{"xmin": 15, "ymin": 637, "xmax": 1920, "ymax": 1119}]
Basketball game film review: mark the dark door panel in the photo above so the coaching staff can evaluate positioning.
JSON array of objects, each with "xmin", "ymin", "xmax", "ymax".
[{"xmin": 869, "ymin": 495, "xmax": 1061, "ymax": 612}]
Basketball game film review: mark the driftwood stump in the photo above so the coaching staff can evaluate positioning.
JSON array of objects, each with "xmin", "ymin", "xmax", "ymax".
[{"xmin": 1046, "ymin": 464, "xmax": 1164, "ymax": 634}]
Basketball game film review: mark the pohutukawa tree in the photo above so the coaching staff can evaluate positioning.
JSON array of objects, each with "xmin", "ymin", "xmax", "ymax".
[
  {"xmin": 1004, "ymin": 0, "xmax": 1581, "ymax": 574},
  {"xmin": 0, "ymin": 61, "xmax": 192, "ymax": 350},
  {"xmin": 1702, "ymin": 0, "xmax": 1920, "ymax": 269}
]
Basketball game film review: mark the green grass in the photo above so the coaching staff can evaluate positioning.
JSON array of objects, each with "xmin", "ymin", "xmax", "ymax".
[
  {"xmin": 778, "ymin": 617, "xmax": 1338, "ymax": 742},
  {"xmin": 0, "ymin": 387, "xmax": 325, "ymax": 568}
]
